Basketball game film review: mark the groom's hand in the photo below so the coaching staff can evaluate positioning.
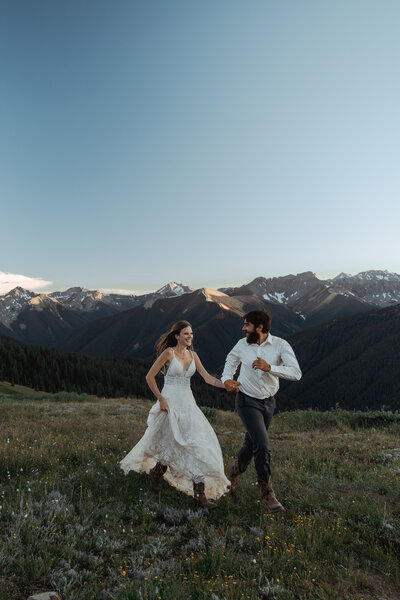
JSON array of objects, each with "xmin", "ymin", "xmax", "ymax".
[
  {"xmin": 224, "ymin": 379, "xmax": 241, "ymax": 392},
  {"xmin": 252, "ymin": 358, "xmax": 271, "ymax": 372}
]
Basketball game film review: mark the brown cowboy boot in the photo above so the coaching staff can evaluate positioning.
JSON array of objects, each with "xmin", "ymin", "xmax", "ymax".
[
  {"xmin": 227, "ymin": 459, "xmax": 241, "ymax": 492},
  {"xmin": 193, "ymin": 482, "xmax": 217, "ymax": 510},
  {"xmin": 149, "ymin": 462, "xmax": 167, "ymax": 493},
  {"xmin": 258, "ymin": 478, "xmax": 285, "ymax": 513}
]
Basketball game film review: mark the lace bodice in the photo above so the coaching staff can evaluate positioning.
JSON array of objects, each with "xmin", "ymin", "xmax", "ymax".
[{"xmin": 164, "ymin": 352, "xmax": 196, "ymax": 387}]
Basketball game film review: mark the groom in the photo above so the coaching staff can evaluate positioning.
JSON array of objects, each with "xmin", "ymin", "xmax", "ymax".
[{"xmin": 221, "ymin": 310, "xmax": 301, "ymax": 512}]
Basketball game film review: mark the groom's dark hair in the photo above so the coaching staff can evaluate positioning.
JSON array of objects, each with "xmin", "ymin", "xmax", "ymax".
[{"xmin": 243, "ymin": 310, "xmax": 272, "ymax": 334}]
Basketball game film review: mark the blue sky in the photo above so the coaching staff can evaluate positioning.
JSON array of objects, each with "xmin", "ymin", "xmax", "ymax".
[{"xmin": 1, "ymin": 0, "xmax": 399, "ymax": 294}]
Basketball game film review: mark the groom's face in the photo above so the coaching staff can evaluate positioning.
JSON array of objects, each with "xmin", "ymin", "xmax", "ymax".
[{"xmin": 243, "ymin": 320, "xmax": 260, "ymax": 344}]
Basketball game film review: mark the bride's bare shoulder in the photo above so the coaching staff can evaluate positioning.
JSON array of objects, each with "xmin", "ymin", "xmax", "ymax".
[
  {"xmin": 192, "ymin": 351, "xmax": 203, "ymax": 365},
  {"xmin": 160, "ymin": 347, "xmax": 174, "ymax": 364}
]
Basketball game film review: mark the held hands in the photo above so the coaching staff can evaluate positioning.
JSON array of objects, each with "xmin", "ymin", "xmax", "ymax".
[
  {"xmin": 159, "ymin": 396, "xmax": 170, "ymax": 413},
  {"xmin": 224, "ymin": 379, "xmax": 241, "ymax": 393},
  {"xmin": 252, "ymin": 358, "xmax": 271, "ymax": 372}
]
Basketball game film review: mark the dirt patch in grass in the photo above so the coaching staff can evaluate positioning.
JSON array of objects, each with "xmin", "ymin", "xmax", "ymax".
[{"xmin": 349, "ymin": 570, "xmax": 400, "ymax": 600}]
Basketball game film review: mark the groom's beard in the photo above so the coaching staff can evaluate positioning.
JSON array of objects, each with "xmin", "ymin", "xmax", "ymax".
[{"xmin": 246, "ymin": 331, "xmax": 260, "ymax": 344}]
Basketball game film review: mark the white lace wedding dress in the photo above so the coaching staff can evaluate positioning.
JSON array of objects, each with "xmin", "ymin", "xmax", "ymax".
[{"xmin": 120, "ymin": 351, "xmax": 230, "ymax": 500}]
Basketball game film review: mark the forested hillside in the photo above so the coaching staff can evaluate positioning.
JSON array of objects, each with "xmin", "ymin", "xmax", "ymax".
[
  {"xmin": 0, "ymin": 335, "xmax": 229, "ymax": 409},
  {"xmin": 280, "ymin": 304, "xmax": 400, "ymax": 411}
]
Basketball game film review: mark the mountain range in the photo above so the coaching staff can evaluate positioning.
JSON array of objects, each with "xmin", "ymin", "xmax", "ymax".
[
  {"xmin": 0, "ymin": 271, "xmax": 400, "ymax": 346},
  {"xmin": 0, "ymin": 269, "xmax": 399, "ymax": 371},
  {"xmin": 0, "ymin": 271, "xmax": 400, "ymax": 360},
  {"xmin": 223, "ymin": 270, "xmax": 400, "ymax": 308},
  {"xmin": 0, "ymin": 282, "xmax": 193, "ymax": 347},
  {"xmin": 1, "ymin": 268, "xmax": 399, "ymax": 410}
]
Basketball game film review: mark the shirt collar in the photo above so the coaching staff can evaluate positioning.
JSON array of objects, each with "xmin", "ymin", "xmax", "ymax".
[{"xmin": 260, "ymin": 334, "xmax": 273, "ymax": 346}]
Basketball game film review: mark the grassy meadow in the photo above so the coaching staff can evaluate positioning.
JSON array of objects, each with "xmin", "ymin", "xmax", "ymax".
[{"xmin": 0, "ymin": 389, "xmax": 399, "ymax": 600}]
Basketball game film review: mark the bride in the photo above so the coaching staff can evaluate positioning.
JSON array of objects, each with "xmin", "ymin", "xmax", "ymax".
[{"xmin": 120, "ymin": 320, "xmax": 230, "ymax": 509}]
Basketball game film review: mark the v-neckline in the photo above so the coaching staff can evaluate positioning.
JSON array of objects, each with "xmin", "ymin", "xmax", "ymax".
[{"xmin": 173, "ymin": 352, "xmax": 194, "ymax": 374}]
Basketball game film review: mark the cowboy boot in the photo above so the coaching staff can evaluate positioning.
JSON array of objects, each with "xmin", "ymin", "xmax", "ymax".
[
  {"xmin": 227, "ymin": 459, "xmax": 241, "ymax": 492},
  {"xmin": 258, "ymin": 478, "xmax": 285, "ymax": 513},
  {"xmin": 193, "ymin": 482, "xmax": 217, "ymax": 510},
  {"xmin": 149, "ymin": 462, "xmax": 167, "ymax": 493}
]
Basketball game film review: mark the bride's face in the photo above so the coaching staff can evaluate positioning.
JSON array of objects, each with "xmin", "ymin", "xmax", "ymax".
[{"xmin": 176, "ymin": 326, "xmax": 193, "ymax": 347}]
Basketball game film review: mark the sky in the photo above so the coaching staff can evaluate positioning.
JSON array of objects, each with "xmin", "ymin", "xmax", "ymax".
[{"xmin": 1, "ymin": 0, "xmax": 399, "ymax": 295}]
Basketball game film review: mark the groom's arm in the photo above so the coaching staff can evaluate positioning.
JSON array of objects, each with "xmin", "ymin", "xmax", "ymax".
[
  {"xmin": 221, "ymin": 341, "xmax": 242, "ymax": 391},
  {"xmin": 253, "ymin": 339, "xmax": 302, "ymax": 381},
  {"xmin": 269, "ymin": 339, "xmax": 302, "ymax": 381}
]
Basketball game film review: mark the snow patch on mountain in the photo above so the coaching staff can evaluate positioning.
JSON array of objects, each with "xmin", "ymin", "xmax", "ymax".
[
  {"xmin": 263, "ymin": 292, "xmax": 286, "ymax": 303},
  {"xmin": 328, "ymin": 270, "xmax": 400, "ymax": 307},
  {"xmin": 0, "ymin": 288, "xmax": 39, "ymax": 327},
  {"xmin": 156, "ymin": 282, "xmax": 193, "ymax": 295}
]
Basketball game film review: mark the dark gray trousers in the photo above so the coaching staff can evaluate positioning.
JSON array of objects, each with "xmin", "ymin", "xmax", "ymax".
[{"xmin": 235, "ymin": 390, "xmax": 276, "ymax": 483}]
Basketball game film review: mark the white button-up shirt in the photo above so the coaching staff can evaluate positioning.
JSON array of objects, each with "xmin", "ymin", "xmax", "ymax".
[{"xmin": 221, "ymin": 334, "xmax": 302, "ymax": 400}]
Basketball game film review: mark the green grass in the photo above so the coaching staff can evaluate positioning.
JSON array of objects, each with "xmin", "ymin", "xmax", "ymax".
[
  {"xmin": 0, "ymin": 380, "xmax": 99, "ymax": 403},
  {"xmin": 0, "ymin": 381, "xmax": 48, "ymax": 398},
  {"xmin": 0, "ymin": 398, "xmax": 399, "ymax": 600}
]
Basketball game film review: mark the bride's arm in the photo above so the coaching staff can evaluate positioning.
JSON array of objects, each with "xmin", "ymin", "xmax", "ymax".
[
  {"xmin": 146, "ymin": 349, "xmax": 173, "ymax": 412},
  {"xmin": 193, "ymin": 352, "xmax": 225, "ymax": 388}
]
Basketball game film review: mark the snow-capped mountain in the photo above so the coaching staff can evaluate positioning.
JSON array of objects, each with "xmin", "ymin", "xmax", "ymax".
[
  {"xmin": 155, "ymin": 282, "xmax": 194, "ymax": 296},
  {"xmin": 141, "ymin": 282, "xmax": 194, "ymax": 308},
  {"xmin": 222, "ymin": 272, "xmax": 322, "ymax": 305},
  {"xmin": 334, "ymin": 270, "xmax": 400, "ymax": 282},
  {"xmin": 221, "ymin": 270, "xmax": 400, "ymax": 327},
  {"xmin": 0, "ymin": 270, "xmax": 398, "ymax": 352},
  {"xmin": 49, "ymin": 287, "xmax": 139, "ymax": 312},
  {"xmin": 0, "ymin": 282, "xmax": 193, "ymax": 328},
  {"xmin": 328, "ymin": 270, "xmax": 400, "ymax": 307},
  {"xmin": 0, "ymin": 287, "xmax": 59, "ymax": 328},
  {"xmin": 224, "ymin": 269, "xmax": 400, "ymax": 311},
  {"xmin": 0, "ymin": 282, "xmax": 193, "ymax": 345}
]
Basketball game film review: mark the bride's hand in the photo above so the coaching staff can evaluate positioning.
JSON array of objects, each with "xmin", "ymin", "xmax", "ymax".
[
  {"xmin": 224, "ymin": 379, "xmax": 241, "ymax": 393},
  {"xmin": 159, "ymin": 397, "xmax": 170, "ymax": 413}
]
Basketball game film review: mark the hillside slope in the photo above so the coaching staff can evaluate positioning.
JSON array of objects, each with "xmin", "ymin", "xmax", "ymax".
[{"xmin": 280, "ymin": 304, "xmax": 400, "ymax": 410}]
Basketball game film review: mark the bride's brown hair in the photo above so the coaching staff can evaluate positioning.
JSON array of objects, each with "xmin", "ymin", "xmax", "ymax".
[{"xmin": 156, "ymin": 321, "xmax": 194, "ymax": 356}]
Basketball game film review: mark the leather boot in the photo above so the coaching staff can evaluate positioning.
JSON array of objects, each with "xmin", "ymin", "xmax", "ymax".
[
  {"xmin": 258, "ymin": 478, "xmax": 285, "ymax": 513},
  {"xmin": 227, "ymin": 459, "xmax": 241, "ymax": 492},
  {"xmin": 193, "ymin": 482, "xmax": 217, "ymax": 510},
  {"xmin": 149, "ymin": 462, "xmax": 167, "ymax": 493}
]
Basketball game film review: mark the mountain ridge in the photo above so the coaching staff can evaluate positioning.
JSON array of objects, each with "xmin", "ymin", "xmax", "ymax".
[{"xmin": 0, "ymin": 269, "xmax": 399, "ymax": 352}]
